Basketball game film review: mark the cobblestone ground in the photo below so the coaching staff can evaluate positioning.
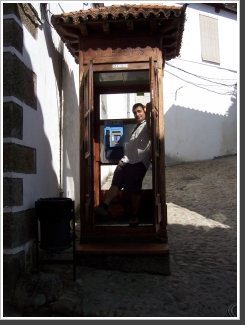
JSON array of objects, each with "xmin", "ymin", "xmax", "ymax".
[{"xmin": 4, "ymin": 155, "xmax": 238, "ymax": 318}]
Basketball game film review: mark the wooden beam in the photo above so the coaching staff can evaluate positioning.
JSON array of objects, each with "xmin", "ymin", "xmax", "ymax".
[
  {"xmin": 80, "ymin": 22, "xmax": 88, "ymax": 36},
  {"xmin": 65, "ymin": 41, "xmax": 79, "ymax": 52},
  {"xmin": 166, "ymin": 49, "xmax": 177, "ymax": 60},
  {"xmin": 62, "ymin": 35, "xmax": 78, "ymax": 42},
  {"xmin": 57, "ymin": 25, "xmax": 81, "ymax": 38},
  {"xmin": 159, "ymin": 20, "xmax": 178, "ymax": 33},
  {"xmin": 76, "ymin": 243, "xmax": 169, "ymax": 254},
  {"xmin": 162, "ymin": 29, "xmax": 179, "ymax": 38},
  {"xmin": 164, "ymin": 47, "xmax": 177, "ymax": 55},
  {"xmin": 67, "ymin": 39, "xmax": 79, "ymax": 44},
  {"xmin": 126, "ymin": 20, "xmax": 134, "ymax": 32},
  {"xmin": 78, "ymin": 44, "xmax": 85, "ymax": 234},
  {"xmin": 103, "ymin": 22, "xmax": 110, "ymax": 35},
  {"xmin": 162, "ymin": 39, "xmax": 177, "ymax": 47},
  {"xmin": 150, "ymin": 18, "xmax": 157, "ymax": 33}
]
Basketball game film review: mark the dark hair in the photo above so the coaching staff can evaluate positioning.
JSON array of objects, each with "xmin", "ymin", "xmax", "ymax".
[{"xmin": 132, "ymin": 103, "xmax": 144, "ymax": 113}]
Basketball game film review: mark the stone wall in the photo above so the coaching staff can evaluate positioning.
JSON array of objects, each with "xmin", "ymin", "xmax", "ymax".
[{"xmin": 3, "ymin": 3, "xmax": 38, "ymax": 305}]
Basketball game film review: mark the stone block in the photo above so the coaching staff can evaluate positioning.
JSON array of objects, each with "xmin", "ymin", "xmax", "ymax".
[
  {"xmin": 3, "ymin": 143, "xmax": 36, "ymax": 173},
  {"xmin": 3, "ymin": 101, "xmax": 23, "ymax": 139},
  {"xmin": 3, "ymin": 52, "xmax": 37, "ymax": 109},
  {"xmin": 3, "ymin": 177, "xmax": 23, "ymax": 207},
  {"xmin": 3, "ymin": 209, "xmax": 36, "ymax": 249},
  {"xmin": 3, "ymin": 3, "xmax": 38, "ymax": 39},
  {"xmin": 3, "ymin": 19, "xmax": 23, "ymax": 53}
]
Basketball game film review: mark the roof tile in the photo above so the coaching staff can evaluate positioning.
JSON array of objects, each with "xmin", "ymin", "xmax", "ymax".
[{"xmin": 52, "ymin": 4, "xmax": 184, "ymax": 23}]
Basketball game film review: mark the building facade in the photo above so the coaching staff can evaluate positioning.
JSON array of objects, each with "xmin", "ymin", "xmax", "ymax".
[
  {"xmin": 2, "ymin": 2, "xmax": 96, "ymax": 306},
  {"xmin": 2, "ymin": 1, "xmax": 238, "ymax": 307},
  {"xmin": 164, "ymin": 2, "xmax": 238, "ymax": 165}
]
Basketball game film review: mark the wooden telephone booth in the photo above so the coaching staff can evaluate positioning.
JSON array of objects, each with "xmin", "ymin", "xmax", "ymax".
[{"xmin": 51, "ymin": 4, "xmax": 186, "ymax": 257}]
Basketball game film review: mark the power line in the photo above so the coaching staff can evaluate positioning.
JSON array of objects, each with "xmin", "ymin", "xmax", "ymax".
[
  {"xmin": 165, "ymin": 70, "xmax": 236, "ymax": 95},
  {"xmin": 166, "ymin": 62, "xmax": 237, "ymax": 88},
  {"xmin": 175, "ymin": 57, "xmax": 237, "ymax": 73}
]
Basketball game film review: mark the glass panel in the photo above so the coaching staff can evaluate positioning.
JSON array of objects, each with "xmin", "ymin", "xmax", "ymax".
[
  {"xmin": 100, "ymin": 165, "xmax": 116, "ymax": 190},
  {"xmin": 94, "ymin": 70, "xmax": 149, "ymax": 87},
  {"xmin": 100, "ymin": 164, "xmax": 152, "ymax": 190},
  {"xmin": 98, "ymin": 90, "xmax": 153, "ymax": 226},
  {"xmin": 100, "ymin": 93, "xmax": 150, "ymax": 119}
]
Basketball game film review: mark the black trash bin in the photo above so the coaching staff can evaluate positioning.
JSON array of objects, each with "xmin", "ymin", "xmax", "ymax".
[{"xmin": 36, "ymin": 197, "xmax": 73, "ymax": 252}]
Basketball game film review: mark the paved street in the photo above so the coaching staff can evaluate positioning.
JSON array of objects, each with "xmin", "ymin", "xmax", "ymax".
[{"xmin": 3, "ymin": 155, "xmax": 238, "ymax": 318}]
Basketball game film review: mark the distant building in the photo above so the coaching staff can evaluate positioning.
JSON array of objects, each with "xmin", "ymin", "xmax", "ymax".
[{"xmin": 163, "ymin": 2, "xmax": 238, "ymax": 165}]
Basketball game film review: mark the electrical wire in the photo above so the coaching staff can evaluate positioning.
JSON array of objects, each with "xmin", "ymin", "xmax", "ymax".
[
  {"xmin": 39, "ymin": 4, "xmax": 54, "ymax": 28},
  {"xmin": 175, "ymin": 57, "xmax": 237, "ymax": 73},
  {"xmin": 166, "ymin": 62, "xmax": 237, "ymax": 88},
  {"xmin": 165, "ymin": 69, "xmax": 236, "ymax": 96}
]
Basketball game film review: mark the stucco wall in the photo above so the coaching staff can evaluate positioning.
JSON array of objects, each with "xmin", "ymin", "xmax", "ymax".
[
  {"xmin": 3, "ymin": 2, "xmax": 94, "ymax": 239},
  {"xmin": 28, "ymin": 3, "xmax": 91, "ymax": 216},
  {"xmin": 164, "ymin": 3, "xmax": 237, "ymax": 165},
  {"xmin": 96, "ymin": 2, "xmax": 237, "ymax": 166},
  {"xmin": 2, "ymin": 3, "xmax": 92, "ymax": 304}
]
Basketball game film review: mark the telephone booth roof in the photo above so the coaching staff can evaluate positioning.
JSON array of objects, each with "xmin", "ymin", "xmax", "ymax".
[{"xmin": 51, "ymin": 4, "xmax": 187, "ymax": 63}]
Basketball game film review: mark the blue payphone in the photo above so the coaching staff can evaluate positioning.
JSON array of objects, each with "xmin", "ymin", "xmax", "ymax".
[{"xmin": 104, "ymin": 120, "xmax": 124, "ymax": 161}]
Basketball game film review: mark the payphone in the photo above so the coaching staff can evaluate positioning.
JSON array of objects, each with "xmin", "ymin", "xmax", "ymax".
[{"xmin": 104, "ymin": 120, "xmax": 124, "ymax": 161}]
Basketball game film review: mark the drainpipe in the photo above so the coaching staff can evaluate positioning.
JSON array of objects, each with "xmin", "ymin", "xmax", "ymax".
[{"xmin": 58, "ymin": 41, "xmax": 64, "ymax": 197}]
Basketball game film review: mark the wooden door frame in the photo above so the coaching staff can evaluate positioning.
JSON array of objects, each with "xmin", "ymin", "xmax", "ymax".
[{"xmin": 79, "ymin": 54, "xmax": 167, "ymax": 239}]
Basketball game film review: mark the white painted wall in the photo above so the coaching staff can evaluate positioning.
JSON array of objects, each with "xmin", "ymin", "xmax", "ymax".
[
  {"xmin": 3, "ymin": 3, "xmax": 93, "ymax": 218},
  {"xmin": 163, "ymin": 2, "xmax": 238, "ymax": 165},
  {"xmin": 4, "ymin": 2, "xmax": 237, "ymax": 216},
  {"xmin": 98, "ymin": 2, "xmax": 238, "ymax": 165},
  {"xmin": 99, "ymin": 93, "xmax": 151, "ymax": 185},
  {"xmin": 41, "ymin": 3, "xmax": 93, "ymax": 214}
]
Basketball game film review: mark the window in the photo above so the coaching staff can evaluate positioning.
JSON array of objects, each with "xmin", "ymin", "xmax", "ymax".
[{"xmin": 199, "ymin": 14, "xmax": 220, "ymax": 64}]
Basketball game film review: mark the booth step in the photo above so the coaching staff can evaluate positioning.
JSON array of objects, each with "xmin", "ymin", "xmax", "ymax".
[{"xmin": 76, "ymin": 242, "xmax": 169, "ymax": 255}]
